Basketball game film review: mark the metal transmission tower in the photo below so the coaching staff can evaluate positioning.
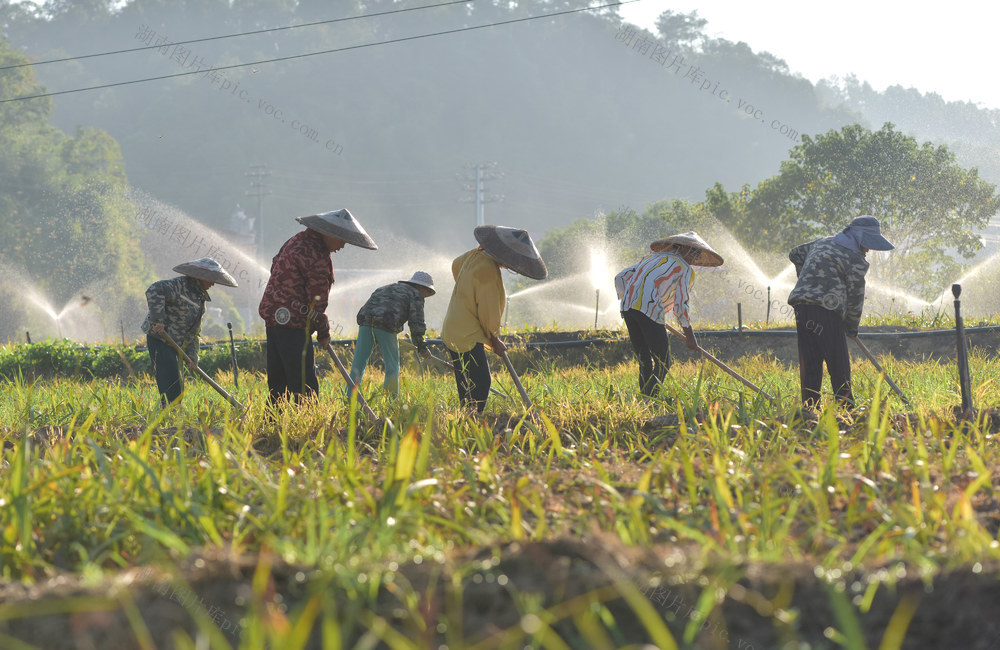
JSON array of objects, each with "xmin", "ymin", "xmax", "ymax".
[
  {"xmin": 245, "ymin": 165, "xmax": 271, "ymax": 253},
  {"xmin": 458, "ymin": 163, "xmax": 503, "ymax": 227}
]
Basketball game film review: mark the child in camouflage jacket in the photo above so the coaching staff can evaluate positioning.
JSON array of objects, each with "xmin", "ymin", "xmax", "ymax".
[{"xmin": 349, "ymin": 272, "xmax": 435, "ymax": 395}]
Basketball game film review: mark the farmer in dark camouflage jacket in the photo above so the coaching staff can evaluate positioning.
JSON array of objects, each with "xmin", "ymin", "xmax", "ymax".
[
  {"xmin": 349, "ymin": 272, "xmax": 435, "ymax": 396},
  {"xmin": 787, "ymin": 216, "xmax": 893, "ymax": 410},
  {"xmin": 141, "ymin": 258, "xmax": 237, "ymax": 407}
]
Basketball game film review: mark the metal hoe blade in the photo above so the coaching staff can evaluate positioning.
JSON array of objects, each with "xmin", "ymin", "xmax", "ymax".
[
  {"xmin": 498, "ymin": 348, "xmax": 541, "ymax": 419},
  {"xmin": 663, "ymin": 322, "xmax": 776, "ymax": 402},
  {"xmin": 403, "ymin": 339, "xmax": 511, "ymax": 400},
  {"xmin": 325, "ymin": 342, "xmax": 387, "ymax": 428},
  {"xmin": 850, "ymin": 336, "xmax": 911, "ymax": 405},
  {"xmin": 160, "ymin": 331, "xmax": 246, "ymax": 412}
]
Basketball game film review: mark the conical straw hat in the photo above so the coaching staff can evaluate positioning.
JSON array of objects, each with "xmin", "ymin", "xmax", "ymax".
[
  {"xmin": 296, "ymin": 208, "xmax": 378, "ymax": 250},
  {"xmin": 649, "ymin": 231, "xmax": 724, "ymax": 267},
  {"xmin": 172, "ymin": 257, "xmax": 238, "ymax": 287},
  {"xmin": 474, "ymin": 225, "xmax": 548, "ymax": 280}
]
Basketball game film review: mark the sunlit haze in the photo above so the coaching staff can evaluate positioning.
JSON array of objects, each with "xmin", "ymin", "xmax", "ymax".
[{"xmin": 619, "ymin": 1, "xmax": 1000, "ymax": 110}]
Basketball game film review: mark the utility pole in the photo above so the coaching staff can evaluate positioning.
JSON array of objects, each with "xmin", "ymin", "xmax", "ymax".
[
  {"xmin": 245, "ymin": 165, "xmax": 271, "ymax": 254},
  {"xmin": 458, "ymin": 163, "xmax": 503, "ymax": 227}
]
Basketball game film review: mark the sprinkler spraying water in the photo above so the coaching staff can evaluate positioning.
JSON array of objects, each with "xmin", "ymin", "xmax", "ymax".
[
  {"xmin": 589, "ymin": 248, "xmax": 607, "ymax": 329},
  {"xmin": 23, "ymin": 290, "xmax": 97, "ymax": 340},
  {"xmin": 25, "ymin": 290, "xmax": 61, "ymax": 337}
]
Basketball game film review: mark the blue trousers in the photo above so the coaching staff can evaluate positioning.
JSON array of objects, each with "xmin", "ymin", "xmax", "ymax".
[{"xmin": 349, "ymin": 326, "xmax": 401, "ymax": 394}]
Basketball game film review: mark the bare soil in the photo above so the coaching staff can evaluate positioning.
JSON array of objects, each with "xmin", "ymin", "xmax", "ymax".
[{"xmin": 3, "ymin": 539, "xmax": 1000, "ymax": 649}]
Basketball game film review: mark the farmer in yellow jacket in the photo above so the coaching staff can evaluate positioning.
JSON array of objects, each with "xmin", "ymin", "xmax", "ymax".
[{"xmin": 440, "ymin": 225, "xmax": 546, "ymax": 413}]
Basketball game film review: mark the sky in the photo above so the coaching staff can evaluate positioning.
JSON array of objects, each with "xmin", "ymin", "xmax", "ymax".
[{"xmin": 618, "ymin": 1, "xmax": 1000, "ymax": 111}]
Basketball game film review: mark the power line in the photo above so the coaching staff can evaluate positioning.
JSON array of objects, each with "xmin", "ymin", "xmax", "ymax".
[
  {"xmin": 0, "ymin": 0, "xmax": 479, "ymax": 72},
  {"xmin": 0, "ymin": 0, "xmax": 634, "ymax": 104}
]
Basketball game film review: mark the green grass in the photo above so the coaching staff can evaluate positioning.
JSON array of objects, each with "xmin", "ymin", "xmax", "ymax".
[{"xmin": 2, "ymin": 346, "xmax": 999, "ymax": 648}]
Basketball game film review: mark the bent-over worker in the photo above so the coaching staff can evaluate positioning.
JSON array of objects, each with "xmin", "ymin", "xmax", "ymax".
[
  {"xmin": 615, "ymin": 231, "xmax": 724, "ymax": 397},
  {"xmin": 141, "ymin": 257, "xmax": 238, "ymax": 407},
  {"xmin": 787, "ymin": 215, "xmax": 894, "ymax": 409}
]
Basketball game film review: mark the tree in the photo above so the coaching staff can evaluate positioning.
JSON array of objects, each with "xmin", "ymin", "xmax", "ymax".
[
  {"xmin": 708, "ymin": 123, "xmax": 1000, "ymax": 297},
  {"xmin": 537, "ymin": 200, "xmax": 709, "ymax": 281},
  {"xmin": 0, "ymin": 37, "xmax": 148, "ymax": 341},
  {"xmin": 653, "ymin": 9, "xmax": 707, "ymax": 47}
]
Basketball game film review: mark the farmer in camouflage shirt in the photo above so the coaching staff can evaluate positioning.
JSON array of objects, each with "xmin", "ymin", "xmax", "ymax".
[
  {"xmin": 349, "ymin": 272, "xmax": 435, "ymax": 396},
  {"xmin": 787, "ymin": 216, "xmax": 893, "ymax": 410},
  {"xmin": 141, "ymin": 258, "xmax": 238, "ymax": 407}
]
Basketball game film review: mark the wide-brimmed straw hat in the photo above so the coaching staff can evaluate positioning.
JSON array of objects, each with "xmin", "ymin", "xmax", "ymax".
[
  {"xmin": 173, "ymin": 257, "xmax": 238, "ymax": 287},
  {"xmin": 843, "ymin": 215, "xmax": 894, "ymax": 251},
  {"xmin": 296, "ymin": 208, "xmax": 378, "ymax": 250},
  {"xmin": 401, "ymin": 271, "xmax": 435, "ymax": 296},
  {"xmin": 650, "ymin": 231, "xmax": 724, "ymax": 267},
  {"xmin": 474, "ymin": 225, "xmax": 548, "ymax": 280}
]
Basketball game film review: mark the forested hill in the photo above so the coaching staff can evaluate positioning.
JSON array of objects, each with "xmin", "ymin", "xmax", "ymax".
[
  {"xmin": 1, "ymin": 1, "xmax": 996, "ymax": 255},
  {"xmin": 817, "ymin": 76, "xmax": 1000, "ymax": 188}
]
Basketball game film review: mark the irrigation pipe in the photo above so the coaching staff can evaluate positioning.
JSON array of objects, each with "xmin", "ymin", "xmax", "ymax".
[
  {"xmin": 402, "ymin": 339, "xmax": 511, "ymax": 400},
  {"xmin": 159, "ymin": 331, "xmax": 245, "ymax": 411},
  {"xmin": 850, "ymin": 336, "xmax": 911, "ymax": 405},
  {"xmin": 79, "ymin": 325, "xmax": 1000, "ymax": 355},
  {"xmin": 662, "ymin": 322, "xmax": 775, "ymax": 402},
  {"xmin": 325, "ymin": 342, "xmax": 385, "ymax": 428}
]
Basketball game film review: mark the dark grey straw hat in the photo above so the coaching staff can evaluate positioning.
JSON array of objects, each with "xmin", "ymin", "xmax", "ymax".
[
  {"xmin": 172, "ymin": 257, "xmax": 238, "ymax": 287},
  {"xmin": 649, "ymin": 231, "xmax": 725, "ymax": 267},
  {"xmin": 844, "ymin": 215, "xmax": 894, "ymax": 251},
  {"xmin": 296, "ymin": 208, "xmax": 378, "ymax": 250},
  {"xmin": 474, "ymin": 225, "xmax": 548, "ymax": 280}
]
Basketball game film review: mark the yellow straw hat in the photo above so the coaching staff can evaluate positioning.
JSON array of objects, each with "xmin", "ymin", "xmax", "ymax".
[{"xmin": 650, "ymin": 231, "xmax": 724, "ymax": 267}]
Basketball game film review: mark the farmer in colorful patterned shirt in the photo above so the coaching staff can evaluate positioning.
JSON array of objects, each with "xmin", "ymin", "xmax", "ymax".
[
  {"xmin": 615, "ymin": 232, "xmax": 724, "ymax": 397},
  {"xmin": 441, "ymin": 226, "xmax": 547, "ymax": 414},
  {"xmin": 258, "ymin": 208, "xmax": 377, "ymax": 405},
  {"xmin": 348, "ymin": 271, "xmax": 435, "ymax": 396},
  {"xmin": 787, "ymin": 215, "xmax": 894, "ymax": 410},
  {"xmin": 141, "ymin": 258, "xmax": 238, "ymax": 407}
]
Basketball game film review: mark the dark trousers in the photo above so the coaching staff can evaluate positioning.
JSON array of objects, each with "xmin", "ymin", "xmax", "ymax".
[
  {"xmin": 266, "ymin": 326, "xmax": 319, "ymax": 405},
  {"xmin": 147, "ymin": 335, "xmax": 183, "ymax": 407},
  {"xmin": 793, "ymin": 304, "xmax": 853, "ymax": 408},
  {"xmin": 448, "ymin": 343, "xmax": 491, "ymax": 413},
  {"xmin": 622, "ymin": 309, "xmax": 670, "ymax": 396}
]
